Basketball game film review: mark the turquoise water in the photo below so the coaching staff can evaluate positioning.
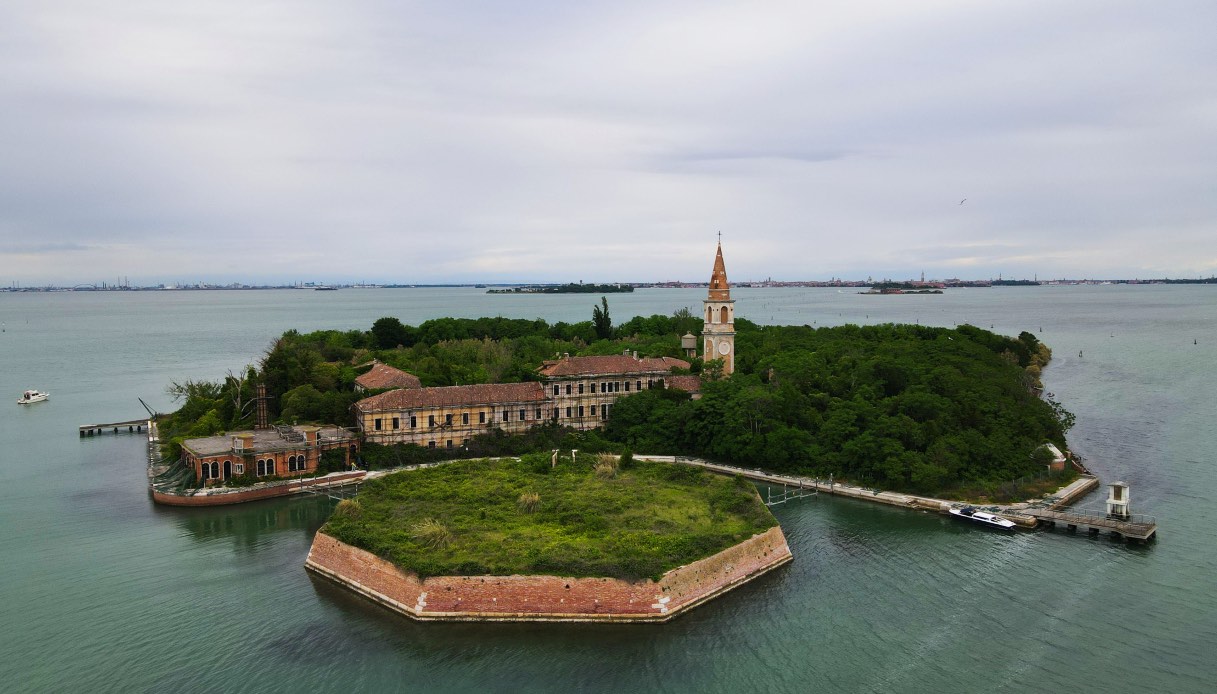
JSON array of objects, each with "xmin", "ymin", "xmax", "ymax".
[{"xmin": 1, "ymin": 286, "xmax": 1214, "ymax": 692}]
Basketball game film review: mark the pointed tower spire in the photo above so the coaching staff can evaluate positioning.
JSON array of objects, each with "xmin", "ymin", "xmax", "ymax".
[
  {"xmin": 708, "ymin": 240, "xmax": 730, "ymax": 301},
  {"xmin": 702, "ymin": 238, "xmax": 736, "ymax": 375}
]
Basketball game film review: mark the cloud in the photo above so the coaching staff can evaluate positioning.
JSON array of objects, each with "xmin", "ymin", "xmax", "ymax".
[{"xmin": 1, "ymin": 0, "xmax": 1215, "ymax": 284}]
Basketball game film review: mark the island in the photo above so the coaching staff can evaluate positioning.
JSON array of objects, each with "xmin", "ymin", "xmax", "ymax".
[
  {"xmin": 305, "ymin": 453, "xmax": 791, "ymax": 622},
  {"xmin": 486, "ymin": 282, "xmax": 633, "ymax": 294}
]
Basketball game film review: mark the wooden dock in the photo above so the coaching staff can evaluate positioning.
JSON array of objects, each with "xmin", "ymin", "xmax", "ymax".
[
  {"xmin": 80, "ymin": 419, "xmax": 147, "ymax": 436},
  {"xmin": 1024, "ymin": 508, "xmax": 1157, "ymax": 542}
]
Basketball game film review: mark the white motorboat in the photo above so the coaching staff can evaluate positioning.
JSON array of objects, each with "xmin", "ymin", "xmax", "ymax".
[
  {"xmin": 949, "ymin": 506, "xmax": 1015, "ymax": 530},
  {"xmin": 17, "ymin": 389, "xmax": 49, "ymax": 404}
]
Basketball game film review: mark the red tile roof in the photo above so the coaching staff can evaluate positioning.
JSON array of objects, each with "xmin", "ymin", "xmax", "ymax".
[
  {"xmin": 666, "ymin": 375, "xmax": 703, "ymax": 393},
  {"xmin": 356, "ymin": 382, "xmax": 547, "ymax": 412},
  {"xmin": 355, "ymin": 363, "xmax": 422, "ymax": 391},
  {"xmin": 537, "ymin": 354, "xmax": 690, "ymax": 378}
]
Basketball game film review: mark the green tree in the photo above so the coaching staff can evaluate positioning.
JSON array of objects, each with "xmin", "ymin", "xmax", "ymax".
[{"xmin": 592, "ymin": 297, "xmax": 612, "ymax": 340}]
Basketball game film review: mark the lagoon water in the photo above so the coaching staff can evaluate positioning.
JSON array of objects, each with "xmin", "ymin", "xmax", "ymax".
[{"xmin": 1, "ymin": 286, "xmax": 1215, "ymax": 693}]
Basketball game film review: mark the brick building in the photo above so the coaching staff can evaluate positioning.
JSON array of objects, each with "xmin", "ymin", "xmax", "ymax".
[
  {"xmin": 353, "ymin": 242, "xmax": 733, "ymax": 445},
  {"xmin": 182, "ymin": 424, "xmax": 358, "ymax": 486}
]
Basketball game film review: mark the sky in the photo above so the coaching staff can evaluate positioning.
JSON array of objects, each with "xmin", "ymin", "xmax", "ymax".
[{"xmin": 2, "ymin": 0, "xmax": 1215, "ymax": 285}]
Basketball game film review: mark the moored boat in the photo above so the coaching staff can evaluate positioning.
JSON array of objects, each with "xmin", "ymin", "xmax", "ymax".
[
  {"xmin": 949, "ymin": 506, "xmax": 1016, "ymax": 530},
  {"xmin": 17, "ymin": 389, "xmax": 49, "ymax": 404}
]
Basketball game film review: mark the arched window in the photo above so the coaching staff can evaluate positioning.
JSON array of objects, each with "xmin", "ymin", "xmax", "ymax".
[
  {"xmin": 720, "ymin": 306, "xmax": 729, "ymax": 323},
  {"xmin": 210, "ymin": 462, "xmax": 219, "ymax": 479},
  {"xmin": 288, "ymin": 455, "xmax": 297, "ymax": 472},
  {"xmin": 706, "ymin": 306, "xmax": 713, "ymax": 323},
  {"xmin": 257, "ymin": 459, "xmax": 265, "ymax": 476},
  {"xmin": 266, "ymin": 459, "xmax": 275, "ymax": 475},
  {"xmin": 201, "ymin": 463, "xmax": 210, "ymax": 480}
]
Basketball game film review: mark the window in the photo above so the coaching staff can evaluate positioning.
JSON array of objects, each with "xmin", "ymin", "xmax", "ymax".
[
  {"xmin": 392, "ymin": 417, "xmax": 400, "ymax": 430},
  {"xmin": 234, "ymin": 463, "xmax": 244, "ymax": 474},
  {"xmin": 428, "ymin": 441, "xmax": 436, "ymax": 448},
  {"xmin": 410, "ymin": 415, "xmax": 417, "ymax": 428},
  {"xmin": 462, "ymin": 412, "xmax": 470, "ymax": 425},
  {"xmin": 615, "ymin": 382, "xmax": 622, "ymax": 392},
  {"xmin": 552, "ymin": 408, "xmax": 559, "ymax": 420},
  {"xmin": 590, "ymin": 405, "xmax": 597, "ymax": 416},
  {"xmin": 446, "ymin": 440, "xmax": 453, "ymax": 449},
  {"xmin": 519, "ymin": 409, "xmax": 526, "ymax": 421},
  {"xmin": 553, "ymin": 384, "xmax": 560, "ymax": 395},
  {"xmin": 287, "ymin": 456, "xmax": 295, "ymax": 472},
  {"xmin": 591, "ymin": 382, "xmax": 598, "ymax": 393},
  {"xmin": 374, "ymin": 418, "xmax": 382, "ymax": 431},
  {"xmin": 445, "ymin": 414, "xmax": 453, "ymax": 426},
  {"xmin": 721, "ymin": 306, "xmax": 729, "ymax": 323},
  {"xmin": 565, "ymin": 384, "xmax": 572, "ymax": 395},
  {"xmin": 479, "ymin": 411, "xmax": 486, "ymax": 424},
  {"xmin": 637, "ymin": 380, "xmax": 642, "ymax": 391},
  {"xmin": 266, "ymin": 459, "xmax": 275, "ymax": 475},
  {"xmin": 428, "ymin": 415, "xmax": 436, "ymax": 427},
  {"xmin": 601, "ymin": 406, "xmax": 608, "ymax": 420},
  {"xmin": 648, "ymin": 379, "xmax": 654, "ymax": 388},
  {"xmin": 578, "ymin": 383, "xmax": 584, "ymax": 394},
  {"xmin": 502, "ymin": 409, "xmax": 510, "ymax": 422},
  {"xmin": 257, "ymin": 459, "xmax": 266, "ymax": 476},
  {"xmin": 210, "ymin": 462, "xmax": 219, "ymax": 479},
  {"xmin": 624, "ymin": 381, "xmax": 630, "ymax": 392},
  {"xmin": 565, "ymin": 407, "xmax": 572, "ymax": 418},
  {"xmin": 201, "ymin": 463, "xmax": 211, "ymax": 480},
  {"xmin": 535, "ymin": 408, "xmax": 542, "ymax": 420},
  {"xmin": 578, "ymin": 405, "xmax": 584, "ymax": 417}
]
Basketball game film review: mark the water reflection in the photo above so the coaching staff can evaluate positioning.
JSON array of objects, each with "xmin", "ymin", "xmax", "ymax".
[{"xmin": 155, "ymin": 495, "xmax": 337, "ymax": 550}]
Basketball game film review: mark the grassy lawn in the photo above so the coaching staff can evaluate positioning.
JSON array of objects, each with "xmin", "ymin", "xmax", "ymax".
[{"xmin": 321, "ymin": 453, "xmax": 778, "ymax": 582}]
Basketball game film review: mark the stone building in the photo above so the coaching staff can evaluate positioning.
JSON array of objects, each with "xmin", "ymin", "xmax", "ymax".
[
  {"xmin": 536, "ymin": 353, "xmax": 693, "ymax": 430},
  {"xmin": 353, "ymin": 382, "xmax": 549, "ymax": 448},
  {"xmin": 182, "ymin": 424, "xmax": 358, "ymax": 486},
  {"xmin": 352, "ymin": 241, "xmax": 732, "ymax": 444}
]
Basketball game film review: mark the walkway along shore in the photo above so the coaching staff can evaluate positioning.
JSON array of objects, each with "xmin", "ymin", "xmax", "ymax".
[{"xmin": 635, "ymin": 455, "xmax": 1100, "ymax": 531}]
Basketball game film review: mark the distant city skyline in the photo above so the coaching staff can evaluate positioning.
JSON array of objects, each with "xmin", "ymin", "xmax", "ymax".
[{"xmin": 3, "ymin": 1, "xmax": 1215, "ymax": 286}]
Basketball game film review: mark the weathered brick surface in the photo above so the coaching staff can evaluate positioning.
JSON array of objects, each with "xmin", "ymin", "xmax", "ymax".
[{"xmin": 305, "ymin": 526, "xmax": 792, "ymax": 622}]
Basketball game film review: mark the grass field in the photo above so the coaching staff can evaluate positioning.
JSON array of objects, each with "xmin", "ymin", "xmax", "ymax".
[{"xmin": 321, "ymin": 453, "xmax": 778, "ymax": 581}]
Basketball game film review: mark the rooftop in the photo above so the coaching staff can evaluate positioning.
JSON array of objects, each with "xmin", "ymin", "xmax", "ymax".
[
  {"xmin": 356, "ymin": 381, "xmax": 547, "ymax": 412},
  {"xmin": 537, "ymin": 354, "xmax": 690, "ymax": 378},
  {"xmin": 183, "ymin": 425, "xmax": 356, "ymax": 457},
  {"xmin": 355, "ymin": 362, "xmax": 422, "ymax": 391}
]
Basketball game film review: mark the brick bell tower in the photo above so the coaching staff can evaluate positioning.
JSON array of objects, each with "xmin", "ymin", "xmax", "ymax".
[{"xmin": 702, "ymin": 237, "xmax": 736, "ymax": 375}]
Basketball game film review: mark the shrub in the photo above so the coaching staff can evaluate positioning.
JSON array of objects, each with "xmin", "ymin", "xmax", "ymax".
[
  {"xmin": 333, "ymin": 499, "xmax": 362, "ymax": 519},
  {"xmin": 410, "ymin": 518, "xmax": 453, "ymax": 548},
  {"xmin": 518, "ymin": 492, "xmax": 541, "ymax": 514}
]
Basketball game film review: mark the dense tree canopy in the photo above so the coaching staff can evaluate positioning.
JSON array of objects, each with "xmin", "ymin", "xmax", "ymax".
[{"xmin": 607, "ymin": 322, "xmax": 1067, "ymax": 494}]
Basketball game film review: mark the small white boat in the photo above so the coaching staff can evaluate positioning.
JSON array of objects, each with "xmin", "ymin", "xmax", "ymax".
[
  {"xmin": 17, "ymin": 389, "xmax": 49, "ymax": 404},
  {"xmin": 949, "ymin": 506, "xmax": 1015, "ymax": 530}
]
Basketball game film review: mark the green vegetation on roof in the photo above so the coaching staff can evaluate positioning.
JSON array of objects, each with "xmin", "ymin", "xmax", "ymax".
[{"xmin": 321, "ymin": 454, "xmax": 778, "ymax": 582}]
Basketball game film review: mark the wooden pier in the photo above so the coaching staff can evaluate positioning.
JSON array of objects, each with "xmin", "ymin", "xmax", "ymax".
[
  {"xmin": 1025, "ymin": 508, "xmax": 1157, "ymax": 542},
  {"xmin": 80, "ymin": 419, "xmax": 147, "ymax": 436}
]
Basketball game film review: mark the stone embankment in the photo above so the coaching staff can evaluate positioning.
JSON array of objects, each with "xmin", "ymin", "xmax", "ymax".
[{"xmin": 305, "ymin": 526, "xmax": 792, "ymax": 623}]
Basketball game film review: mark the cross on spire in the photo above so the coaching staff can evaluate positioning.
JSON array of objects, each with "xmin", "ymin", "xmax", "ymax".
[{"xmin": 717, "ymin": 230, "xmax": 722, "ymax": 245}]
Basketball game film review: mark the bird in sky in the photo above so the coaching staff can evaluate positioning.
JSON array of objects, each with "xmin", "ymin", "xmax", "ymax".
[{"xmin": 959, "ymin": 198, "xmax": 967, "ymax": 205}]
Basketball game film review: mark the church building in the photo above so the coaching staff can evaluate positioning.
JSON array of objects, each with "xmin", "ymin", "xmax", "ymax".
[{"xmin": 353, "ymin": 240, "xmax": 735, "ymax": 445}]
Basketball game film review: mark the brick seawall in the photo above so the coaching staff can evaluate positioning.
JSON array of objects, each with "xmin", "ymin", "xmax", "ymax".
[{"xmin": 305, "ymin": 526, "xmax": 792, "ymax": 623}]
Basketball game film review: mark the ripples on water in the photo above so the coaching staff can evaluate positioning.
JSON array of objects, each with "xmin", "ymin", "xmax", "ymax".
[{"xmin": 1, "ymin": 286, "xmax": 1215, "ymax": 692}]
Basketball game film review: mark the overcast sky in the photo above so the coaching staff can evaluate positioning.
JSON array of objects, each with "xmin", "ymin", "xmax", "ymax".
[{"xmin": 2, "ymin": 1, "xmax": 1215, "ymax": 285}]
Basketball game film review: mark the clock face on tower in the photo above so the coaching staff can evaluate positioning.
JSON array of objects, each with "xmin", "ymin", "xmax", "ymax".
[{"xmin": 718, "ymin": 342, "xmax": 731, "ymax": 355}]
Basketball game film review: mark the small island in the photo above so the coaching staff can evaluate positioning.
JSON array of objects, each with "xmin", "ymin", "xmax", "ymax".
[
  {"xmin": 306, "ymin": 453, "xmax": 792, "ymax": 622},
  {"xmin": 487, "ymin": 282, "xmax": 633, "ymax": 294}
]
